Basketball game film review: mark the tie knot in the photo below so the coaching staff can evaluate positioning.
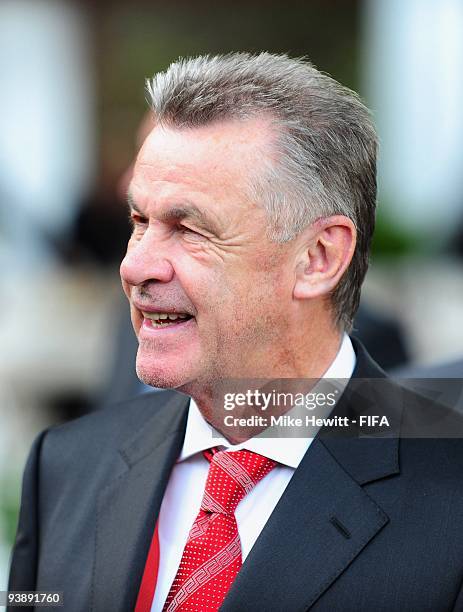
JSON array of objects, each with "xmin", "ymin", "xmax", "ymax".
[{"xmin": 201, "ymin": 448, "xmax": 276, "ymax": 515}]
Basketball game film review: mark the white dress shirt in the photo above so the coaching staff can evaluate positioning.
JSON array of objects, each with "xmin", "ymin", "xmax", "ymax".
[{"xmin": 151, "ymin": 334, "xmax": 356, "ymax": 611}]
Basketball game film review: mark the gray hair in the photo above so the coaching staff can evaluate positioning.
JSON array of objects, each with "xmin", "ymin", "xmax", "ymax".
[{"xmin": 146, "ymin": 53, "xmax": 378, "ymax": 330}]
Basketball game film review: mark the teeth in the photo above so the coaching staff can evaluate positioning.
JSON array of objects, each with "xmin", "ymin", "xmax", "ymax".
[{"xmin": 142, "ymin": 311, "xmax": 190, "ymax": 323}]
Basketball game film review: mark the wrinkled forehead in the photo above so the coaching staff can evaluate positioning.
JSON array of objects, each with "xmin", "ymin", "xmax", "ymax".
[{"xmin": 134, "ymin": 117, "xmax": 277, "ymax": 192}]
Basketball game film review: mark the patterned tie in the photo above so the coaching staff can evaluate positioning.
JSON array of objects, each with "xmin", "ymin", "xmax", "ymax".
[{"xmin": 163, "ymin": 447, "xmax": 276, "ymax": 611}]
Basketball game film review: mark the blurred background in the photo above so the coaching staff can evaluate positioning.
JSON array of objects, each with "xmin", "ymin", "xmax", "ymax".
[{"xmin": 1, "ymin": 0, "xmax": 463, "ymax": 592}]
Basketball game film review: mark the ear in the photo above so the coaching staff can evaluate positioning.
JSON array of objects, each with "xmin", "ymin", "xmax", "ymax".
[{"xmin": 293, "ymin": 216, "xmax": 356, "ymax": 300}]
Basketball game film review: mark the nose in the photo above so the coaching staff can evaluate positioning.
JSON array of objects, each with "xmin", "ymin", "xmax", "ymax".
[{"xmin": 120, "ymin": 229, "xmax": 175, "ymax": 286}]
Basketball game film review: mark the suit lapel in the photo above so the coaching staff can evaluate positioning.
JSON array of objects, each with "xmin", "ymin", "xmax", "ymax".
[
  {"xmin": 222, "ymin": 339, "xmax": 401, "ymax": 611},
  {"xmin": 92, "ymin": 392, "xmax": 189, "ymax": 612},
  {"xmin": 221, "ymin": 436, "xmax": 396, "ymax": 611}
]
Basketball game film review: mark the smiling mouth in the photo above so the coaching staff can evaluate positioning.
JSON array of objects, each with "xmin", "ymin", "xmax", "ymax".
[{"xmin": 141, "ymin": 311, "xmax": 194, "ymax": 328}]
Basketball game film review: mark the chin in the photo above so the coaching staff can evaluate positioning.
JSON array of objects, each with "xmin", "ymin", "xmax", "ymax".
[{"xmin": 136, "ymin": 358, "xmax": 190, "ymax": 390}]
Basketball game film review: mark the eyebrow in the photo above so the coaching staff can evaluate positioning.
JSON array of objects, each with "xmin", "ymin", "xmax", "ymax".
[
  {"xmin": 127, "ymin": 192, "xmax": 142, "ymax": 215},
  {"xmin": 127, "ymin": 191, "xmax": 221, "ymax": 234}
]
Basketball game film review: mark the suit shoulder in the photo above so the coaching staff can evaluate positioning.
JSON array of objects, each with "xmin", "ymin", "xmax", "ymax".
[
  {"xmin": 394, "ymin": 358, "xmax": 463, "ymax": 378},
  {"xmin": 392, "ymin": 382, "xmax": 463, "ymax": 481},
  {"xmin": 42, "ymin": 390, "xmax": 181, "ymax": 455},
  {"xmin": 28, "ymin": 390, "xmax": 188, "ymax": 505}
]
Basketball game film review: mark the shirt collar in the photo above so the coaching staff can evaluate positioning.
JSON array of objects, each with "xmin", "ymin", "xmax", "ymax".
[{"xmin": 179, "ymin": 333, "xmax": 356, "ymax": 469}]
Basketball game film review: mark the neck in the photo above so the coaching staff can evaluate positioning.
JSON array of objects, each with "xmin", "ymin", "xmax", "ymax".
[{"xmin": 184, "ymin": 325, "xmax": 344, "ymax": 442}]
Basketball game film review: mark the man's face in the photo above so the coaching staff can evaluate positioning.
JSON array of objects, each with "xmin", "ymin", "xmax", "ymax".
[{"xmin": 120, "ymin": 118, "xmax": 299, "ymax": 395}]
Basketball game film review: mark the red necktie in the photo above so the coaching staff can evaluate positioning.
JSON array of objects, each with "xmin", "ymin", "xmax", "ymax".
[{"xmin": 162, "ymin": 447, "xmax": 276, "ymax": 611}]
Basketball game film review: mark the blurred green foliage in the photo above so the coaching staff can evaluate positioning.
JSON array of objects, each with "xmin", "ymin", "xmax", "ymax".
[
  {"xmin": 0, "ymin": 476, "xmax": 20, "ymax": 547},
  {"xmin": 372, "ymin": 209, "xmax": 425, "ymax": 257}
]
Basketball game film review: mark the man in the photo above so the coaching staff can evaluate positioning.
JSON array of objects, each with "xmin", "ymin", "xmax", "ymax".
[{"xmin": 8, "ymin": 53, "xmax": 463, "ymax": 611}]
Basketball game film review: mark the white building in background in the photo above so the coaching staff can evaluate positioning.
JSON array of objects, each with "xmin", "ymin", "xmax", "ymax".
[
  {"xmin": 0, "ymin": 0, "xmax": 96, "ymax": 592},
  {"xmin": 363, "ymin": 0, "xmax": 463, "ymax": 240},
  {"xmin": 0, "ymin": 0, "xmax": 95, "ymax": 270}
]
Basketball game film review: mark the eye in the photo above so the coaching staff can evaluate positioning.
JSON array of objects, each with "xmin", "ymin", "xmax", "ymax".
[
  {"xmin": 129, "ymin": 213, "xmax": 148, "ymax": 229},
  {"xmin": 177, "ymin": 224, "xmax": 206, "ymax": 241}
]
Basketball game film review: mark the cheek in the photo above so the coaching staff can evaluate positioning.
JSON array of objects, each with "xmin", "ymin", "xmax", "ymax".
[
  {"xmin": 244, "ymin": 271, "xmax": 292, "ymax": 332},
  {"xmin": 249, "ymin": 264, "xmax": 290, "ymax": 304},
  {"xmin": 226, "ymin": 275, "xmax": 283, "ymax": 332}
]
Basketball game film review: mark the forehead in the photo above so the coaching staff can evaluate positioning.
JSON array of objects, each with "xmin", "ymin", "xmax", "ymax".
[{"xmin": 132, "ymin": 117, "xmax": 275, "ymax": 206}]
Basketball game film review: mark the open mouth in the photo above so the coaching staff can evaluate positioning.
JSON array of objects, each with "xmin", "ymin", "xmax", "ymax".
[{"xmin": 141, "ymin": 311, "xmax": 194, "ymax": 329}]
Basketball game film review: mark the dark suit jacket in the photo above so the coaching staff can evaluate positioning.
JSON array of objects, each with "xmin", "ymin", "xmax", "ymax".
[
  {"xmin": 394, "ymin": 358, "xmax": 463, "ymax": 412},
  {"xmin": 352, "ymin": 303, "xmax": 409, "ymax": 371},
  {"xmin": 8, "ymin": 341, "xmax": 463, "ymax": 611}
]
